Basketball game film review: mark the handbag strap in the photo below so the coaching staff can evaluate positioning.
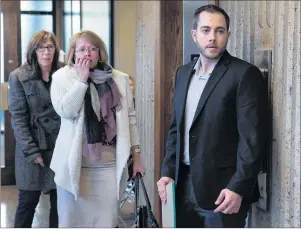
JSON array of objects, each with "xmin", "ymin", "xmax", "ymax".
[
  {"xmin": 134, "ymin": 174, "xmax": 140, "ymax": 221},
  {"xmin": 134, "ymin": 173, "xmax": 159, "ymax": 228},
  {"xmin": 137, "ymin": 173, "xmax": 153, "ymax": 212}
]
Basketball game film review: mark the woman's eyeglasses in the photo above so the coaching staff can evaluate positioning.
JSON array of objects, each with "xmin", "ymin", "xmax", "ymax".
[
  {"xmin": 36, "ymin": 45, "xmax": 55, "ymax": 53},
  {"xmin": 75, "ymin": 47, "xmax": 99, "ymax": 54}
]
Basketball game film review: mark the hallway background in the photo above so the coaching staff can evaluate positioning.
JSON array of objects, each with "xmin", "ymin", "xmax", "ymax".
[{"xmin": 1, "ymin": 0, "xmax": 300, "ymax": 227}]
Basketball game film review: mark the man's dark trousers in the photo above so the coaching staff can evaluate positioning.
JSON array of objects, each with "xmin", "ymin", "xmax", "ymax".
[{"xmin": 175, "ymin": 163, "xmax": 249, "ymax": 228}]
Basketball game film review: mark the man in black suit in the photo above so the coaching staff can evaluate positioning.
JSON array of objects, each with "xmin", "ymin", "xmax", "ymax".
[{"xmin": 157, "ymin": 4, "xmax": 268, "ymax": 228}]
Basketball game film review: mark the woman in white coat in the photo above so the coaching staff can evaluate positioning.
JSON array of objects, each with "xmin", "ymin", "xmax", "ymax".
[{"xmin": 50, "ymin": 30, "xmax": 144, "ymax": 227}]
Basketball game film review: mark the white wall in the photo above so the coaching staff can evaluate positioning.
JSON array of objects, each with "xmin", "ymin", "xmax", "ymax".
[
  {"xmin": 113, "ymin": 1, "xmax": 137, "ymax": 79},
  {"xmin": 81, "ymin": 1, "xmax": 111, "ymax": 63},
  {"xmin": 80, "ymin": 1, "xmax": 137, "ymax": 79}
]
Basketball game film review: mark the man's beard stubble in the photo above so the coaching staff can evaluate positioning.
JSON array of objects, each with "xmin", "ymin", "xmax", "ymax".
[
  {"xmin": 197, "ymin": 40, "xmax": 228, "ymax": 60},
  {"xmin": 199, "ymin": 46, "xmax": 225, "ymax": 60}
]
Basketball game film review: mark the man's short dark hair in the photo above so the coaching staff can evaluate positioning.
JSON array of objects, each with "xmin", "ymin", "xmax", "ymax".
[{"xmin": 193, "ymin": 5, "xmax": 230, "ymax": 31}]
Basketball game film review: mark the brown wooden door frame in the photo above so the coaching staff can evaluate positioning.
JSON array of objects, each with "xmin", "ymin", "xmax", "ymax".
[
  {"xmin": 54, "ymin": 0, "xmax": 64, "ymax": 50},
  {"xmin": 1, "ymin": 0, "xmax": 20, "ymax": 185},
  {"xmin": 154, "ymin": 1, "xmax": 183, "ymax": 224}
]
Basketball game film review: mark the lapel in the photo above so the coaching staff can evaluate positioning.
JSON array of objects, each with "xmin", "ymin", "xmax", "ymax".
[
  {"xmin": 18, "ymin": 64, "xmax": 52, "ymax": 103},
  {"xmin": 18, "ymin": 64, "xmax": 38, "ymax": 82},
  {"xmin": 191, "ymin": 50, "xmax": 231, "ymax": 127},
  {"xmin": 177, "ymin": 58, "xmax": 198, "ymax": 130}
]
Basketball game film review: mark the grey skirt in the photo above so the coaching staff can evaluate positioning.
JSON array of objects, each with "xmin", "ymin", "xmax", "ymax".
[{"xmin": 57, "ymin": 155, "xmax": 118, "ymax": 227}]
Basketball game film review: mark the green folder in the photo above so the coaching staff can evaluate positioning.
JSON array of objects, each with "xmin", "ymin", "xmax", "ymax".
[{"xmin": 162, "ymin": 182, "xmax": 176, "ymax": 227}]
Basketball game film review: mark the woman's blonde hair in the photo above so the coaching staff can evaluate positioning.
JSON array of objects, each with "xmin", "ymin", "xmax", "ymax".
[{"xmin": 65, "ymin": 30, "xmax": 108, "ymax": 65}]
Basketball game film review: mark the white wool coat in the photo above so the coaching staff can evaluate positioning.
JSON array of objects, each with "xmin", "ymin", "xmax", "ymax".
[{"xmin": 50, "ymin": 65, "xmax": 139, "ymax": 199}]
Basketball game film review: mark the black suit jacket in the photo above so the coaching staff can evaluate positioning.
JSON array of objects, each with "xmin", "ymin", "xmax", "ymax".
[{"xmin": 161, "ymin": 50, "xmax": 268, "ymax": 210}]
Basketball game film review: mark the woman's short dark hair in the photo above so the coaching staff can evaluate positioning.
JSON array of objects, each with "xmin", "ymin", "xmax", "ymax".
[
  {"xmin": 193, "ymin": 5, "xmax": 230, "ymax": 30},
  {"xmin": 26, "ymin": 30, "xmax": 60, "ymax": 74}
]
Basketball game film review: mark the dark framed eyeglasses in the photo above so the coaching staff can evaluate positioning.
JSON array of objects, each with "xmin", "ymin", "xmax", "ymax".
[{"xmin": 36, "ymin": 45, "xmax": 55, "ymax": 52}]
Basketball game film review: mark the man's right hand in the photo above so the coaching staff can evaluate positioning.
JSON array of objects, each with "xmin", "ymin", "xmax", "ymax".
[{"xmin": 157, "ymin": 176, "xmax": 174, "ymax": 204}]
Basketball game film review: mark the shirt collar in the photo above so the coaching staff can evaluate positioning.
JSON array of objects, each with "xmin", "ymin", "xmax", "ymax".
[{"xmin": 193, "ymin": 54, "xmax": 221, "ymax": 79}]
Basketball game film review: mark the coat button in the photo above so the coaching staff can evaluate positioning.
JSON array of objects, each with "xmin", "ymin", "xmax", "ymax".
[
  {"xmin": 43, "ymin": 105, "xmax": 48, "ymax": 110},
  {"xmin": 44, "ymin": 118, "xmax": 49, "ymax": 123},
  {"xmin": 52, "ymin": 129, "xmax": 59, "ymax": 135}
]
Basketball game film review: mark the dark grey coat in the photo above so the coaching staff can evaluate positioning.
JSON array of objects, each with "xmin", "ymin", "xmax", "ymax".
[{"xmin": 8, "ymin": 64, "xmax": 61, "ymax": 192}]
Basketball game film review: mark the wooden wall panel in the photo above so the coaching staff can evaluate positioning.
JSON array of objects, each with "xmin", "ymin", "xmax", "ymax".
[
  {"xmin": 154, "ymin": 0, "xmax": 183, "ymax": 223},
  {"xmin": 1, "ymin": 0, "xmax": 20, "ymax": 185}
]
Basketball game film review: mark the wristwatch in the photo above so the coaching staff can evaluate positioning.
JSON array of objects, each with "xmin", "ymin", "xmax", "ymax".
[{"xmin": 133, "ymin": 148, "xmax": 141, "ymax": 153}]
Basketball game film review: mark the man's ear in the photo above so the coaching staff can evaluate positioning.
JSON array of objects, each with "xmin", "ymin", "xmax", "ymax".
[
  {"xmin": 228, "ymin": 30, "xmax": 231, "ymax": 38},
  {"xmin": 191, "ymin": 30, "xmax": 197, "ymax": 43}
]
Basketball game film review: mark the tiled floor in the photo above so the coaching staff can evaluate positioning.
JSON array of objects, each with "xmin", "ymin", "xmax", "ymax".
[{"xmin": 1, "ymin": 185, "xmax": 135, "ymax": 228}]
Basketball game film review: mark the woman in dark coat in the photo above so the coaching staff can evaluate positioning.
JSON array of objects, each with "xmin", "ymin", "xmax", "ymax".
[{"xmin": 8, "ymin": 30, "xmax": 62, "ymax": 228}]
